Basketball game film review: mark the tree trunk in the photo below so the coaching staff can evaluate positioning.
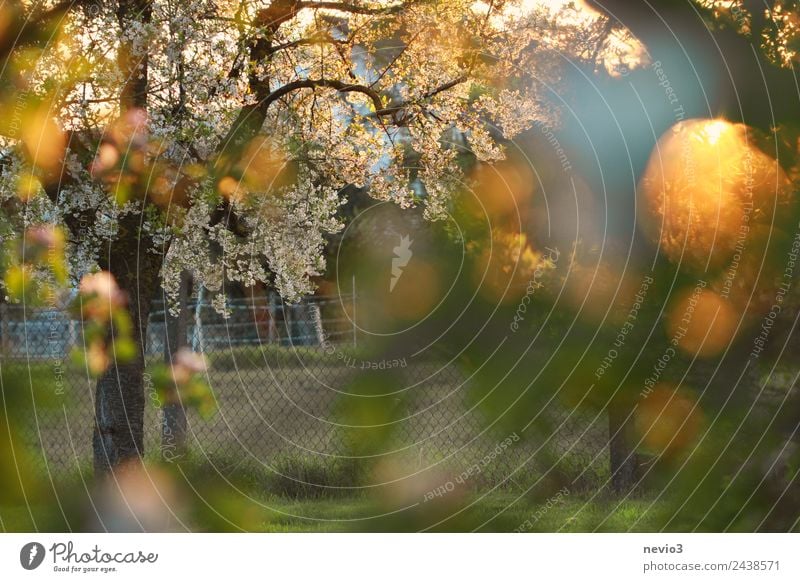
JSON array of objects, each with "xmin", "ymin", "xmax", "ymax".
[
  {"xmin": 93, "ymin": 235, "xmax": 162, "ymax": 475},
  {"xmin": 608, "ymin": 400, "xmax": 640, "ymax": 494},
  {"xmin": 92, "ymin": 347, "xmax": 148, "ymax": 473}
]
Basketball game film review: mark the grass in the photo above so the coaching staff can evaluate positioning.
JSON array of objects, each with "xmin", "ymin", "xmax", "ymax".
[
  {"xmin": 2, "ymin": 348, "xmax": 624, "ymax": 531},
  {"xmin": 205, "ymin": 343, "xmax": 368, "ymax": 371},
  {"xmin": 249, "ymin": 494, "xmax": 660, "ymax": 532},
  {"xmin": 0, "ymin": 454, "xmax": 657, "ymax": 532},
  {"xmin": 1, "ymin": 492, "xmax": 659, "ymax": 532}
]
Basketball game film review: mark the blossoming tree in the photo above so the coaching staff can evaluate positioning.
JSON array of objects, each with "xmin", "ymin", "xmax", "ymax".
[{"xmin": 0, "ymin": 0, "xmax": 635, "ymax": 472}]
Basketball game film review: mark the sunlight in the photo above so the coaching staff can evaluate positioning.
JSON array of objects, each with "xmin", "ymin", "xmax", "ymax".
[
  {"xmin": 701, "ymin": 119, "xmax": 730, "ymax": 145},
  {"xmin": 638, "ymin": 118, "xmax": 793, "ymax": 271}
]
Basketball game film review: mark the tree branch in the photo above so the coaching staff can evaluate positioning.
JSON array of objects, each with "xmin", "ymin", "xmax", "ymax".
[
  {"xmin": 0, "ymin": 0, "xmax": 92, "ymax": 66},
  {"xmin": 267, "ymin": 33, "xmax": 349, "ymax": 55},
  {"xmin": 262, "ymin": 78, "xmax": 385, "ymax": 112},
  {"xmin": 116, "ymin": 0, "xmax": 152, "ymax": 110},
  {"xmin": 419, "ymin": 75, "xmax": 469, "ymax": 100},
  {"xmin": 263, "ymin": 74, "xmax": 469, "ymax": 118},
  {"xmin": 296, "ymin": 1, "xmax": 407, "ymax": 16}
]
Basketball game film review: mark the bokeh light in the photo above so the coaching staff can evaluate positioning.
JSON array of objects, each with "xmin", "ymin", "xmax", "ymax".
[{"xmin": 638, "ymin": 118, "xmax": 794, "ymax": 271}]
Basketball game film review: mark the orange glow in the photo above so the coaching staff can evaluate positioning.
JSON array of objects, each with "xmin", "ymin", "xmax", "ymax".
[
  {"xmin": 94, "ymin": 461, "xmax": 181, "ymax": 531},
  {"xmin": 709, "ymin": 224, "xmax": 787, "ymax": 316},
  {"xmin": 385, "ymin": 259, "xmax": 441, "ymax": 321},
  {"xmin": 146, "ymin": 174, "xmax": 174, "ymax": 208},
  {"xmin": 635, "ymin": 385, "xmax": 703, "ymax": 456},
  {"xmin": 565, "ymin": 261, "xmax": 640, "ymax": 324},
  {"xmin": 237, "ymin": 136, "xmax": 287, "ymax": 192},
  {"xmin": 217, "ymin": 176, "xmax": 244, "ymax": 201},
  {"xmin": 21, "ymin": 107, "xmax": 66, "ymax": 176},
  {"xmin": 702, "ymin": 119, "xmax": 729, "ymax": 145},
  {"xmin": 473, "ymin": 230, "xmax": 551, "ymax": 304},
  {"xmin": 666, "ymin": 287, "xmax": 738, "ymax": 358},
  {"xmin": 78, "ymin": 271, "xmax": 127, "ymax": 323},
  {"xmin": 86, "ymin": 340, "xmax": 110, "ymax": 376},
  {"xmin": 97, "ymin": 143, "xmax": 119, "ymax": 170},
  {"xmin": 467, "ymin": 160, "xmax": 535, "ymax": 219},
  {"xmin": 372, "ymin": 458, "xmax": 465, "ymax": 509},
  {"xmin": 109, "ymin": 108, "xmax": 148, "ymax": 147},
  {"xmin": 638, "ymin": 119, "xmax": 793, "ymax": 271},
  {"xmin": 0, "ymin": 6, "xmax": 12, "ymax": 46},
  {"xmin": 16, "ymin": 173, "xmax": 41, "ymax": 201}
]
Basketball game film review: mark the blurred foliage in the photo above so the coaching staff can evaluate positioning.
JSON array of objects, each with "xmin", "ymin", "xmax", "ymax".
[
  {"xmin": 149, "ymin": 349, "xmax": 216, "ymax": 420},
  {"xmin": 3, "ymin": 0, "xmax": 800, "ymax": 534}
]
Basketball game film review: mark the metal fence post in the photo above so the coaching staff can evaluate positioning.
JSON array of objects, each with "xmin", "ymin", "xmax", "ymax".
[
  {"xmin": 0, "ymin": 302, "xmax": 7, "ymax": 353},
  {"xmin": 268, "ymin": 292, "xmax": 277, "ymax": 344},
  {"xmin": 162, "ymin": 271, "xmax": 190, "ymax": 461},
  {"xmin": 352, "ymin": 274, "xmax": 357, "ymax": 349},
  {"xmin": 192, "ymin": 286, "xmax": 205, "ymax": 352}
]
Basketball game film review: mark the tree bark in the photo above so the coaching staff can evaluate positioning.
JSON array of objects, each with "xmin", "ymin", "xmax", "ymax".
[
  {"xmin": 608, "ymin": 399, "xmax": 640, "ymax": 494},
  {"xmin": 92, "ymin": 344, "xmax": 148, "ymax": 473},
  {"xmin": 93, "ymin": 223, "xmax": 162, "ymax": 474},
  {"xmin": 89, "ymin": 0, "xmax": 157, "ymax": 476},
  {"xmin": 116, "ymin": 0, "xmax": 151, "ymax": 111}
]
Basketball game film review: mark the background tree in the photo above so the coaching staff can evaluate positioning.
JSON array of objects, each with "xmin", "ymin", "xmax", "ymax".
[{"xmin": 573, "ymin": 0, "xmax": 800, "ymax": 504}]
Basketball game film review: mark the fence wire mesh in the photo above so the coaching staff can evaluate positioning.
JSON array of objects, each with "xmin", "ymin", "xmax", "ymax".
[{"xmin": 1, "ymin": 296, "xmax": 610, "ymax": 492}]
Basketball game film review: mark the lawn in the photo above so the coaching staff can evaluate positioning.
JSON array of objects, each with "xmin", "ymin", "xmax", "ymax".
[
  {"xmin": 255, "ymin": 495, "xmax": 659, "ymax": 532},
  {"xmin": 1, "ymin": 493, "xmax": 659, "ymax": 533},
  {"xmin": 2, "ymin": 349, "xmax": 625, "ymax": 533}
]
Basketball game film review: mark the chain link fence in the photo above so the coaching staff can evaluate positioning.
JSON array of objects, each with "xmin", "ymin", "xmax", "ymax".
[{"xmin": 1, "ymin": 296, "xmax": 610, "ymax": 492}]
